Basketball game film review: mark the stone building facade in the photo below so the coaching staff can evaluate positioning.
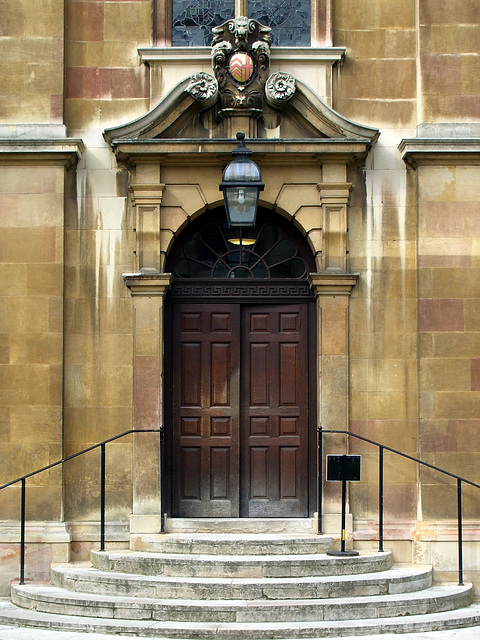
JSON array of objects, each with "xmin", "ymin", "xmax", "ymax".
[{"xmin": 1, "ymin": 0, "xmax": 479, "ymax": 595}]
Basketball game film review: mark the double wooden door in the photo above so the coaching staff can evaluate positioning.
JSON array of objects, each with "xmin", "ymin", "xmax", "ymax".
[{"xmin": 171, "ymin": 302, "xmax": 309, "ymax": 517}]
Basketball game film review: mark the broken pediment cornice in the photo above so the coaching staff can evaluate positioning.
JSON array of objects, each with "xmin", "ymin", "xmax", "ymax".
[
  {"xmin": 105, "ymin": 16, "xmax": 377, "ymax": 146},
  {"xmin": 104, "ymin": 73, "xmax": 219, "ymax": 144},
  {"xmin": 289, "ymin": 81, "xmax": 380, "ymax": 142},
  {"xmin": 104, "ymin": 72, "xmax": 379, "ymax": 146}
]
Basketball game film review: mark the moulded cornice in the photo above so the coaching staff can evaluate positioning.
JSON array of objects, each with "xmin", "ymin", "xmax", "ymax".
[
  {"xmin": 0, "ymin": 139, "xmax": 85, "ymax": 167},
  {"xmin": 123, "ymin": 272, "xmax": 173, "ymax": 296},
  {"xmin": 291, "ymin": 81, "xmax": 380, "ymax": 142},
  {"xmin": 308, "ymin": 272, "xmax": 358, "ymax": 295},
  {"xmin": 110, "ymin": 138, "xmax": 374, "ymax": 166},
  {"xmin": 399, "ymin": 138, "xmax": 480, "ymax": 168},
  {"xmin": 138, "ymin": 46, "xmax": 346, "ymax": 64}
]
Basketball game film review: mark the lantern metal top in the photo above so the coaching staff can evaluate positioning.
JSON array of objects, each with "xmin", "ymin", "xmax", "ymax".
[{"xmin": 221, "ymin": 132, "xmax": 263, "ymax": 184}]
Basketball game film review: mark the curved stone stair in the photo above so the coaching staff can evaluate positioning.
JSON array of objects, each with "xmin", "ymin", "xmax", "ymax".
[{"xmin": 1, "ymin": 533, "xmax": 480, "ymax": 638}]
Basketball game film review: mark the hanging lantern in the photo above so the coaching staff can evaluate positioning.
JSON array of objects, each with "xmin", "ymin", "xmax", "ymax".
[{"xmin": 219, "ymin": 132, "xmax": 264, "ymax": 227}]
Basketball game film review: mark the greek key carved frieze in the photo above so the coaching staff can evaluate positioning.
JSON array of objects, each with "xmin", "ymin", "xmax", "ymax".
[{"xmin": 170, "ymin": 281, "xmax": 312, "ymax": 299}]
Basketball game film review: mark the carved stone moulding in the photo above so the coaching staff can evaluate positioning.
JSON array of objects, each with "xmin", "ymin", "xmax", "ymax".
[
  {"xmin": 123, "ymin": 273, "xmax": 173, "ymax": 296},
  {"xmin": 308, "ymin": 272, "xmax": 359, "ymax": 296},
  {"xmin": 399, "ymin": 138, "xmax": 480, "ymax": 168},
  {"xmin": 169, "ymin": 279, "xmax": 313, "ymax": 300}
]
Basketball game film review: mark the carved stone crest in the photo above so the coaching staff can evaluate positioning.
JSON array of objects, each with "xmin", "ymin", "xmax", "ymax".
[{"xmin": 211, "ymin": 17, "xmax": 271, "ymax": 117}]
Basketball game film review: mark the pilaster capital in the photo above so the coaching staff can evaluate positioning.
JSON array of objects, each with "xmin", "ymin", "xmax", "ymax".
[
  {"xmin": 123, "ymin": 272, "xmax": 173, "ymax": 296},
  {"xmin": 317, "ymin": 182, "xmax": 353, "ymax": 206},
  {"xmin": 129, "ymin": 183, "xmax": 165, "ymax": 206},
  {"xmin": 308, "ymin": 272, "xmax": 358, "ymax": 296}
]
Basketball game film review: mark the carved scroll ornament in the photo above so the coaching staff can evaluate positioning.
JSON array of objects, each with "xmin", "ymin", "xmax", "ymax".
[
  {"xmin": 265, "ymin": 72, "xmax": 296, "ymax": 107},
  {"xmin": 186, "ymin": 72, "xmax": 218, "ymax": 107}
]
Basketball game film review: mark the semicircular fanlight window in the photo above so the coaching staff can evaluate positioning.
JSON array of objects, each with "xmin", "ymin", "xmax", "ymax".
[{"xmin": 166, "ymin": 211, "xmax": 314, "ymax": 279}]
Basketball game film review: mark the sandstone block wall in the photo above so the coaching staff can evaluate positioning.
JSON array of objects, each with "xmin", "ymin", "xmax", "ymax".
[
  {"xmin": 417, "ymin": 164, "xmax": 480, "ymax": 522},
  {"xmin": 0, "ymin": 163, "xmax": 66, "ymax": 521},
  {"xmin": 62, "ymin": 0, "xmax": 152, "ymax": 524},
  {"xmin": 0, "ymin": 0, "xmax": 65, "ymax": 123},
  {"xmin": 0, "ymin": 1, "xmax": 479, "ymax": 586}
]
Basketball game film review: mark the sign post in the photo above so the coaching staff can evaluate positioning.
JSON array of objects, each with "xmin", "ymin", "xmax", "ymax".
[{"xmin": 326, "ymin": 455, "xmax": 361, "ymax": 556}]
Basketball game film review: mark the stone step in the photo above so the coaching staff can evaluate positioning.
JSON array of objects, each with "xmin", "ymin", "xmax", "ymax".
[
  {"xmin": 0, "ymin": 620, "xmax": 479, "ymax": 640},
  {"xmin": 130, "ymin": 533, "xmax": 333, "ymax": 555},
  {"xmin": 164, "ymin": 518, "xmax": 318, "ymax": 534},
  {"xmin": 91, "ymin": 550, "xmax": 392, "ymax": 578},
  {"xmin": 11, "ymin": 583, "xmax": 471, "ymax": 623},
  {"xmin": 1, "ymin": 599, "xmax": 480, "ymax": 638},
  {"xmin": 5, "ymin": 530, "xmax": 479, "ymax": 638},
  {"xmin": 50, "ymin": 564, "xmax": 432, "ymax": 600}
]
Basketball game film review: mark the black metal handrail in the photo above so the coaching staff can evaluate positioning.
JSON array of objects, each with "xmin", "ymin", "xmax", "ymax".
[
  {"xmin": 318, "ymin": 427, "xmax": 480, "ymax": 586},
  {"xmin": 0, "ymin": 428, "xmax": 164, "ymax": 585},
  {"xmin": 4, "ymin": 425, "xmax": 477, "ymax": 587}
]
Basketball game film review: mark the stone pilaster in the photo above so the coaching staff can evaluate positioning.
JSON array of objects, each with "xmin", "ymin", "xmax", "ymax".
[
  {"xmin": 309, "ymin": 273, "xmax": 357, "ymax": 523},
  {"xmin": 123, "ymin": 273, "xmax": 172, "ymax": 534},
  {"xmin": 309, "ymin": 273, "xmax": 357, "ymax": 429},
  {"xmin": 317, "ymin": 177, "xmax": 353, "ymax": 272},
  {"xmin": 129, "ymin": 184, "xmax": 165, "ymax": 273}
]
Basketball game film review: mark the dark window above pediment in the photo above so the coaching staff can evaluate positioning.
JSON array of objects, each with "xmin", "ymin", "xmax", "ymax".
[{"xmin": 172, "ymin": 0, "xmax": 234, "ymax": 46}]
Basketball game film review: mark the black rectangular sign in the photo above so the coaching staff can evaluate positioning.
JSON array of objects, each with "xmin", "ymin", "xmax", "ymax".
[{"xmin": 326, "ymin": 455, "xmax": 361, "ymax": 482}]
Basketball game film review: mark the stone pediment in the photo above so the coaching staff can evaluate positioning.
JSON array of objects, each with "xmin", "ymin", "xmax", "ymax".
[
  {"xmin": 104, "ymin": 17, "xmax": 378, "ymax": 150},
  {"xmin": 103, "ymin": 72, "xmax": 379, "ymax": 144}
]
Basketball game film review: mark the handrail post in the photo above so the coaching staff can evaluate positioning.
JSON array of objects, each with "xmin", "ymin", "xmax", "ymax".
[
  {"xmin": 160, "ymin": 426, "xmax": 166, "ymax": 533},
  {"xmin": 378, "ymin": 446, "xmax": 384, "ymax": 552},
  {"xmin": 0, "ymin": 428, "xmax": 165, "ymax": 585},
  {"xmin": 20, "ymin": 478, "xmax": 26, "ymax": 585},
  {"xmin": 100, "ymin": 443, "xmax": 106, "ymax": 552},
  {"xmin": 317, "ymin": 427, "xmax": 323, "ymax": 534},
  {"xmin": 340, "ymin": 479, "xmax": 347, "ymax": 553},
  {"xmin": 316, "ymin": 429, "xmax": 480, "ymax": 583},
  {"xmin": 457, "ymin": 478, "xmax": 464, "ymax": 586}
]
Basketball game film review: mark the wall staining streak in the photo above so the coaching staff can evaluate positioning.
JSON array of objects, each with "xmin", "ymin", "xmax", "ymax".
[{"xmin": 63, "ymin": 0, "xmax": 152, "ymax": 525}]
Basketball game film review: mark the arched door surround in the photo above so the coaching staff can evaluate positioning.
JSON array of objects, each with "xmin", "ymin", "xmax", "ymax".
[
  {"xmin": 107, "ymin": 58, "xmax": 378, "ymax": 531},
  {"xmin": 165, "ymin": 208, "xmax": 317, "ymax": 517}
]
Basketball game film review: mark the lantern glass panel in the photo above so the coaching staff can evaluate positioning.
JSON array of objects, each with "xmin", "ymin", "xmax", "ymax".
[{"xmin": 225, "ymin": 186, "xmax": 259, "ymax": 226}]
